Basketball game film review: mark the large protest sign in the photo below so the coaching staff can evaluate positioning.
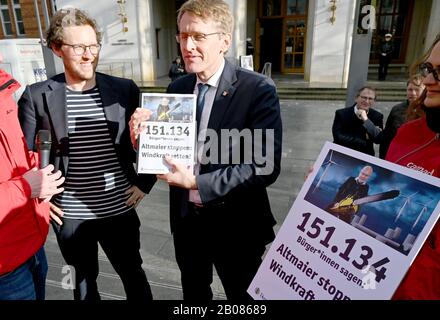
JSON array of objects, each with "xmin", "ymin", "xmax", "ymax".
[
  {"xmin": 248, "ymin": 142, "xmax": 440, "ymax": 300},
  {"xmin": 136, "ymin": 93, "xmax": 196, "ymax": 174}
]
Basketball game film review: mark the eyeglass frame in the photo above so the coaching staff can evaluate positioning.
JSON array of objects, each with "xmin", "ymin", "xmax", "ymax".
[
  {"xmin": 419, "ymin": 62, "xmax": 440, "ymax": 82},
  {"xmin": 358, "ymin": 95, "xmax": 376, "ymax": 102},
  {"xmin": 61, "ymin": 43, "xmax": 102, "ymax": 56},
  {"xmin": 175, "ymin": 32, "xmax": 226, "ymax": 44}
]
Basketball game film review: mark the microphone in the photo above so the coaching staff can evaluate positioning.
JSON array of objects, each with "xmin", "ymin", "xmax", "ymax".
[{"xmin": 36, "ymin": 130, "xmax": 51, "ymax": 169}]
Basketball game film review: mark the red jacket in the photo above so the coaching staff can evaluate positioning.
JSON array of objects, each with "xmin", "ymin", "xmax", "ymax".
[
  {"xmin": 386, "ymin": 117, "xmax": 440, "ymax": 299},
  {"xmin": 0, "ymin": 69, "xmax": 49, "ymax": 275}
]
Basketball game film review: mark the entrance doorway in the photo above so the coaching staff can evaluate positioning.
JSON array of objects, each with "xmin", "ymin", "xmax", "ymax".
[
  {"xmin": 257, "ymin": 0, "xmax": 308, "ymax": 74},
  {"xmin": 369, "ymin": 0, "xmax": 414, "ymax": 63},
  {"xmin": 259, "ymin": 19, "xmax": 283, "ymax": 73}
]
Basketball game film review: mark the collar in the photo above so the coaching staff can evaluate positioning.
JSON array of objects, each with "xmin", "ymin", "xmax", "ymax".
[
  {"xmin": 354, "ymin": 105, "xmax": 369, "ymax": 115},
  {"xmin": 355, "ymin": 177, "xmax": 366, "ymax": 185},
  {"xmin": 195, "ymin": 59, "xmax": 225, "ymax": 88}
]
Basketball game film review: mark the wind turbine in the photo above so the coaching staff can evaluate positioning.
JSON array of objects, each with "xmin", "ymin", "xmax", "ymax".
[
  {"xmin": 312, "ymin": 150, "xmax": 340, "ymax": 193},
  {"xmin": 394, "ymin": 191, "xmax": 418, "ymax": 223},
  {"xmin": 411, "ymin": 199, "xmax": 434, "ymax": 231}
]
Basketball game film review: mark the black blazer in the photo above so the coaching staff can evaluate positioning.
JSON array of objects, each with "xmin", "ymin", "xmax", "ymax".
[
  {"xmin": 379, "ymin": 100, "xmax": 408, "ymax": 159},
  {"xmin": 18, "ymin": 72, "xmax": 156, "ymax": 194},
  {"xmin": 332, "ymin": 105, "xmax": 384, "ymax": 156},
  {"xmin": 167, "ymin": 60, "xmax": 282, "ymax": 245}
]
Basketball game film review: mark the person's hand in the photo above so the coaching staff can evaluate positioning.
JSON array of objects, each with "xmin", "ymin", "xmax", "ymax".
[
  {"xmin": 49, "ymin": 202, "xmax": 64, "ymax": 225},
  {"xmin": 129, "ymin": 108, "xmax": 153, "ymax": 149},
  {"xmin": 305, "ymin": 162, "xmax": 315, "ymax": 181},
  {"xmin": 357, "ymin": 109, "xmax": 368, "ymax": 121},
  {"xmin": 125, "ymin": 185, "xmax": 145, "ymax": 208},
  {"xmin": 157, "ymin": 156, "xmax": 197, "ymax": 189},
  {"xmin": 22, "ymin": 165, "xmax": 65, "ymax": 202}
]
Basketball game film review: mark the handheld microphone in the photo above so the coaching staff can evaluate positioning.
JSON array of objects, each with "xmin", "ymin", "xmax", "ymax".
[{"xmin": 36, "ymin": 130, "xmax": 51, "ymax": 169}]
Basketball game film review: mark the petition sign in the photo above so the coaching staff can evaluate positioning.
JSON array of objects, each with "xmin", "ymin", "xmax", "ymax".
[{"xmin": 249, "ymin": 142, "xmax": 440, "ymax": 300}]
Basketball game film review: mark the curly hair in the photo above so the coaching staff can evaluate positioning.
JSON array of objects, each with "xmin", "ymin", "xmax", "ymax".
[{"xmin": 45, "ymin": 8, "xmax": 102, "ymax": 50}]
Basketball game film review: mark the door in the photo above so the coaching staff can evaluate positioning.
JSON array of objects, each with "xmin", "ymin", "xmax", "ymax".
[
  {"xmin": 259, "ymin": 18, "xmax": 283, "ymax": 73},
  {"xmin": 282, "ymin": 18, "xmax": 306, "ymax": 73},
  {"xmin": 370, "ymin": 0, "xmax": 414, "ymax": 63}
]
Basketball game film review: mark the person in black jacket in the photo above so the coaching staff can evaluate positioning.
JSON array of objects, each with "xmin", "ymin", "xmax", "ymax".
[
  {"xmin": 326, "ymin": 166, "xmax": 372, "ymax": 223},
  {"xmin": 18, "ymin": 8, "xmax": 156, "ymax": 301},
  {"xmin": 378, "ymin": 33, "xmax": 394, "ymax": 81},
  {"xmin": 168, "ymin": 56, "xmax": 186, "ymax": 81},
  {"xmin": 130, "ymin": 0, "xmax": 282, "ymax": 301},
  {"xmin": 332, "ymin": 86, "xmax": 383, "ymax": 156},
  {"xmin": 379, "ymin": 75, "xmax": 425, "ymax": 158}
]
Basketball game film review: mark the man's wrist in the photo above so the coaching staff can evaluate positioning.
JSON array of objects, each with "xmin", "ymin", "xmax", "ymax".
[{"xmin": 190, "ymin": 176, "xmax": 198, "ymax": 190}]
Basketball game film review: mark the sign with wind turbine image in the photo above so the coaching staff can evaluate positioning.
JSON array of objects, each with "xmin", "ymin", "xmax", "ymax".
[
  {"xmin": 248, "ymin": 142, "xmax": 440, "ymax": 300},
  {"xmin": 304, "ymin": 148, "xmax": 439, "ymax": 256}
]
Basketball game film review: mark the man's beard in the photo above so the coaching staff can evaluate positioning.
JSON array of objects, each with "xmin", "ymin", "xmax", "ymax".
[{"xmin": 66, "ymin": 59, "xmax": 98, "ymax": 81}]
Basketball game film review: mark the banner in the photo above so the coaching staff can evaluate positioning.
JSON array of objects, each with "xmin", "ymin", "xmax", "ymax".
[
  {"xmin": 248, "ymin": 142, "xmax": 440, "ymax": 300},
  {"xmin": 136, "ymin": 93, "xmax": 196, "ymax": 174}
]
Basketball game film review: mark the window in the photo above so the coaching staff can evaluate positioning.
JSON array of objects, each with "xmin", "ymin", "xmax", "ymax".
[
  {"xmin": 286, "ymin": 0, "xmax": 307, "ymax": 16},
  {"xmin": 0, "ymin": 0, "xmax": 25, "ymax": 36},
  {"xmin": 262, "ymin": 0, "xmax": 282, "ymax": 16},
  {"xmin": 0, "ymin": 0, "xmax": 13, "ymax": 36},
  {"xmin": 12, "ymin": 0, "xmax": 24, "ymax": 35}
]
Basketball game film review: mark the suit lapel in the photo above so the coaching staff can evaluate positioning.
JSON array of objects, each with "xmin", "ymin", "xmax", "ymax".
[
  {"xmin": 171, "ymin": 74, "xmax": 196, "ymax": 94},
  {"xmin": 46, "ymin": 77, "xmax": 68, "ymax": 146},
  {"xmin": 207, "ymin": 59, "xmax": 237, "ymax": 132},
  {"xmin": 96, "ymin": 73, "xmax": 122, "ymax": 142},
  {"xmin": 45, "ymin": 75, "xmax": 69, "ymax": 171}
]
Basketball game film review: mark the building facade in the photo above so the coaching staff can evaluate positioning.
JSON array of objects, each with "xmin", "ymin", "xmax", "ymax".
[
  {"xmin": 0, "ymin": 0, "xmax": 53, "ymax": 39},
  {"xmin": 1, "ymin": 0, "xmax": 439, "ymax": 87}
]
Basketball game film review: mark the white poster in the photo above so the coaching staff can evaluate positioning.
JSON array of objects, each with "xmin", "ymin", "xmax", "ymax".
[
  {"xmin": 240, "ymin": 55, "xmax": 254, "ymax": 71},
  {"xmin": 136, "ymin": 93, "xmax": 196, "ymax": 174},
  {"xmin": 248, "ymin": 142, "xmax": 440, "ymax": 300}
]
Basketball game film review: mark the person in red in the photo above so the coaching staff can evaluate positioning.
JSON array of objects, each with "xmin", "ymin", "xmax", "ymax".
[
  {"xmin": 0, "ymin": 52, "xmax": 65, "ymax": 300},
  {"xmin": 386, "ymin": 33, "xmax": 440, "ymax": 299}
]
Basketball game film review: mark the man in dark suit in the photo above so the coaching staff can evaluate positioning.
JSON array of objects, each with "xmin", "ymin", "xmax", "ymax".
[
  {"xmin": 18, "ymin": 8, "xmax": 156, "ymax": 300},
  {"xmin": 326, "ymin": 166, "xmax": 372, "ymax": 224},
  {"xmin": 130, "ymin": 0, "xmax": 282, "ymax": 300},
  {"xmin": 332, "ymin": 86, "xmax": 383, "ymax": 156},
  {"xmin": 379, "ymin": 75, "xmax": 425, "ymax": 159}
]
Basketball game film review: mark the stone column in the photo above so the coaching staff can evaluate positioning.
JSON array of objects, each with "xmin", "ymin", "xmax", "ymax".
[
  {"xmin": 305, "ymin": 0, "xmax": 357, "ymax": 86},
  {"xmin": 136, "ymin": 0, "xmax": 156, "ymax": 83},
  {"xmin": 225, "ymin": 0, "xmax": 247, "ymax": 64},
  {"xmin": 424, "ymin": 0, "xmax": 440, "ymax": 52}
]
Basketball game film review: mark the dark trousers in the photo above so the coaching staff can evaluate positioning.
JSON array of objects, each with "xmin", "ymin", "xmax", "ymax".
[
  {"xmin": 379, "ymin": 55, "xmax": 391, "ymax": 80},
  {"xmin": 53, "ymin": 210, "xmax": 152, "ymax": 300},
  {"xmin": 173, "ymin": 204, "xmax": 266, "ymax": 301}
]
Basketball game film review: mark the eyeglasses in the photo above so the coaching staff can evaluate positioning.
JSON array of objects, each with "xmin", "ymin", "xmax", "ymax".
[
  {"xmin": 419, "ymin": 62, "xmax": 440, "ymax": 81},
  {"xmin": 175, "ymin": 32, "xmax": 225, "ymax": 44},
  {"xmin": 62, "ymin": 43, "xmax": 101, "ymax": 56},
  {"xmin": 359, "ymin": 95, "xmax": 375, "ymax": 102}
]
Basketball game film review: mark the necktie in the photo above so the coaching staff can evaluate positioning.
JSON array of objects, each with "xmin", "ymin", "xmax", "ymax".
[{"xmin": 196, "ymin": 83, "xmax": 210, "ymax": 132}]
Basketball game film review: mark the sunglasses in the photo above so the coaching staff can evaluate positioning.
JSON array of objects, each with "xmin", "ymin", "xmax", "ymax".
[{"xmin": 419, "ymin": 62, "xmax": 440, "ymax": 81}]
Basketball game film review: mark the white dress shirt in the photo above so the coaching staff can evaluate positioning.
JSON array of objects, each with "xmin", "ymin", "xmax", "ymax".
[{"xmin": 189, "ymin": 59, "xmax": 225, "ymax": 204}]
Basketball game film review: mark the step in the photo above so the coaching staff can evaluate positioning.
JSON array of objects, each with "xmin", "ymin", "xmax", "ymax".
[{"xmin": 368, "ymin": 63, "xmax": 408, "ymax": 73}]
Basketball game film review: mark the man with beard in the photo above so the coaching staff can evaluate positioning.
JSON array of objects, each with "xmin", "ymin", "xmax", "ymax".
[{"xmin": 18, "ymin": 8, "xmax": 156, "ymax": 300}]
